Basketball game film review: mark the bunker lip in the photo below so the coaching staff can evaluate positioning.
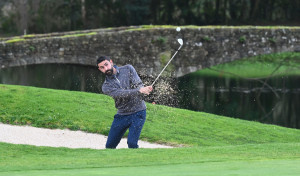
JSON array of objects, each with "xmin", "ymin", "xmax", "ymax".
[{"xmin": 0, "ymin": 123, "xmax": 173, "ymax": 149}]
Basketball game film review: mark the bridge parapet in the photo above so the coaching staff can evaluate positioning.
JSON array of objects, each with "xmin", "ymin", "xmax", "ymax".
[{"xmin": 1, "ymin": 26, "xmax": 299, "ymax": 77}]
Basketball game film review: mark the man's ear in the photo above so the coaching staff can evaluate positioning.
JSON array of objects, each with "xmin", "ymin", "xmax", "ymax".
[{"xmin": 110, "ymin": 60, "xmax": 114, "ymax": 65}]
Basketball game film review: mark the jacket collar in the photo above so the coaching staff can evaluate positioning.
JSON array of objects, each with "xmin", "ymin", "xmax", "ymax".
[{"xmin": 114, "ymin": 65, "xmax": 120, "ymax": 74}]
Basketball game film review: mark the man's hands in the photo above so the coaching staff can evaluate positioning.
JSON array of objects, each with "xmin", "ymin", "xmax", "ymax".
[{"xmin": 139, "ymin": 86, "xmax": 153, "ymax": 95}]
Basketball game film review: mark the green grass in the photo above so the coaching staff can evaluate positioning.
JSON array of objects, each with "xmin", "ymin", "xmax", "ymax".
[
  {"xmin": 0, "ymin": 84, "xmax": 300, "ymax": 175},
  {"xmin": 20, "ymin": 160, "xmax": 300, "ymax": 176},
  {"xmin": 191, "ymin": 52, "xmax": 300, "ymax": 78},
  {"xmin": 1, "ymin": 84, "xmax": 300, "ymax": 146},
  {"xmin": 0, "ymin": 142, "xmax": 300, "ymax": 175},
  {"xmin": 2, "ymin": 159, "xmax": 300, "ymax": 176}
]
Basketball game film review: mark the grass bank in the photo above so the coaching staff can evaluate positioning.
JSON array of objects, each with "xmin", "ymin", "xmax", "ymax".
[
  {"xmin": 1, "ymin": 84, "xmax": 300, "ymax": 146},
  {"xmin": 191, "ymin": 52, "xmax": 300, "ymax": 78},
  {"xmin": 1, "ymin": 84, "xmax": 300, "ymax": 175}
]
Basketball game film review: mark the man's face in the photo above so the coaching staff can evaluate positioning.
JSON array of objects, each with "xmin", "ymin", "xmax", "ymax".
[{"xmin": 98, "ymin": 60, "xmax": 114, "ymax": 76}]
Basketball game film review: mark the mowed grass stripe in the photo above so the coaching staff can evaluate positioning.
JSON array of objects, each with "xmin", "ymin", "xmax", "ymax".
[{"xmin": 1, "ymin": 142, "xmax": 300, "ymax": 172}]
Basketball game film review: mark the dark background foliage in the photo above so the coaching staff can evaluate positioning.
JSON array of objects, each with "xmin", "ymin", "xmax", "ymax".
[{"xmin": 0, "ymin": 0, "xmax": 299, "ymax": 36}]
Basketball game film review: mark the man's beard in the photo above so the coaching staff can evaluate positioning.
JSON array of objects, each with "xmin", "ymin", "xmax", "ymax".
[{"xmin": 105, "ymin": 68, "xmax": 114, "ymax": 76}]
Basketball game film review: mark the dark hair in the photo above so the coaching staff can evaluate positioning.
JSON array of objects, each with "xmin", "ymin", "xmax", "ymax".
[{"xmin": 96, "ymin": 56, "xmax": 111, "ymax": 66}]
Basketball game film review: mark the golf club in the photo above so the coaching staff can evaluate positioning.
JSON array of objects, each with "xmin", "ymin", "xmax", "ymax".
[{"xmin": 151, "ymin": 38, "xmax": 183, "ymax": 86}]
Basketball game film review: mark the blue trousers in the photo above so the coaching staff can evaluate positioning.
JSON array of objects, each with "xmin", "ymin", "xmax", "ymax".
[{"xmin": 106, "ymin": 110, "xmax": 146, "ymax": 149}]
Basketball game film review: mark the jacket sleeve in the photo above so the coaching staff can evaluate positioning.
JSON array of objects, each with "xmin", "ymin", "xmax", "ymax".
[{"xmin": 128, "ymin": 65, "xmax": 144, "ymax": 89}]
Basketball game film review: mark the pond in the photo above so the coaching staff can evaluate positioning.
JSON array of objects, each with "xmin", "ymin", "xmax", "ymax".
[
  {"xmin": 0, "ymin": 64, "xmax": 299, "ymax": 129},
  {"xmin": 0, "ymin": 64, "xmax": 104, "ymax": 93},
  {"xmin": 177, "ymin": 75, "xmax": 300, "ymax": 129}
]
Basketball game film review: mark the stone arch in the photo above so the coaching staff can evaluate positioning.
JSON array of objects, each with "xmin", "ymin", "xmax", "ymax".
[{"xmin": 1, "ymin": 26, "xmax": 299, "ymax": 77}]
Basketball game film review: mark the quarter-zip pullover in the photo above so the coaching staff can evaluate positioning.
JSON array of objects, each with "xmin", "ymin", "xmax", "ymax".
[{"xmin": 102, "ymin": 65, "xmax": 146, "ymax": 115}]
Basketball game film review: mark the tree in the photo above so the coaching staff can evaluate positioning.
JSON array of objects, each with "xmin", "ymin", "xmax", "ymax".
[
  {"xmin": 13, "ymin": 0, "xmax": 29, "ymax": 34},
  {"xmin": 1, "ymin": 0, "xmax": 300, "ymax": 36}
]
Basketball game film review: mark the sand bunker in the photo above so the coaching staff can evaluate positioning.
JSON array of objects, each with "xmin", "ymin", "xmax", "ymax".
[{"xmin": 0, "ymin": 123, "xmax": 172, "ymax": 149}]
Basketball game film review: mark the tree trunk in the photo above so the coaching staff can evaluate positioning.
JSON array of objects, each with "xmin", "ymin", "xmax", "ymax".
[
  {"xmin": 215, "ymin": 0, "xmax": 221, "ymax": 23},
  {"xmin": 223, "ymin": 0, "xmax": 228, "ymax": 24},
  {"xmin": 14, "ymin": 0, "xmax": 29, "ymax": 34},
  {"xmin": 250, "ymin": 0, "xmax": 261, "ymax": 19},
  {"xmin": 81, "ymin": 0, "xmax": 86, "ymax": 27}
]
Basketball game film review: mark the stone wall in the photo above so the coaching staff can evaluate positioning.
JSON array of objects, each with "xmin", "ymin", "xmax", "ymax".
[{"xmin": 1, "ymin": 26, "xmax": 299, "ymax": 77}]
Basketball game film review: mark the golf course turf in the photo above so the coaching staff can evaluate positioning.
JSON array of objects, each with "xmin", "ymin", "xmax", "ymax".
[{"xmin": 1, "ymin": 83, "xmax": 300, "ymax": 175}]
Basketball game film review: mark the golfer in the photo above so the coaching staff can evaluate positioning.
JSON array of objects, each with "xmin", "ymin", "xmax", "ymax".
[{"xmin": 97, "ymin": 56, "xmax": 153, "ymax": 149}]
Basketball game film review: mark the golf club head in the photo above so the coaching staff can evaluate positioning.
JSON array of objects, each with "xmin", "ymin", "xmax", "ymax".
[{"xmin": 178, "ymin": 38, "xmax": 183, "ymax": 46}]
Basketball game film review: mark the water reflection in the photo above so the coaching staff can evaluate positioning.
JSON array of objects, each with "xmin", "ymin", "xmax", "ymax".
[
  {"xmin": 177, "ymin": 75, "xmax": 300, "ymax": 129},
  {"xmin": 0, "ymin": 64, "xmax": 104, "ymax": 93},
  {"xmin": 0, "ymin": 64, "xmax": 299, "ymax": 129}
]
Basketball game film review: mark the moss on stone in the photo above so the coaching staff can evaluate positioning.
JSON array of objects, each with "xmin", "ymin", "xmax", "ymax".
[
  {"xmin": 23, "ymin": 34, "xmax": 36, "ymax": 38},
  {"xmin": 61, "ymin": 32, "xmax": 97, "ymax": 38},
  {"xmin": 2, "ymin": 25, "xmax": 300, "ymax": 45},
  {"xmin": 124, "ymin": 25, "xmax": 179, "ymax": 32},
  {"xmin": 159, "ymin": 51, "xmax": 175, "ymax": 76},
  {"xmin": 5, "ymin": 38, "xmax": 26, "ymax": 43},
  {"xmin": 121, "ymin": 25, "xmax": 300, "ymax": 33},
  {"xmin": 239, "ymin": 36, "xmax": 246, "ymax": 43}
]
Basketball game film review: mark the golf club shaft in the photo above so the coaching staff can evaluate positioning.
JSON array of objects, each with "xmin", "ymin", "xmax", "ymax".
[{"xmin": 151, "ymin": 44, "xmax": 183, "ymax": 87}]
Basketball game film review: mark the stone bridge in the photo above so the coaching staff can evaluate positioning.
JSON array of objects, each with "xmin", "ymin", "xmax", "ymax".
[{"xmin": 0, "ymin": 26, "xmax": 299, "ymax": 78}]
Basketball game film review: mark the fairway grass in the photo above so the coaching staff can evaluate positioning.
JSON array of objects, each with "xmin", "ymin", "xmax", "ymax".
[
  {"xmin": 1, "ymin": 159, "xmax": 300, "ymax": 176},
  {"xmin": 0, "ymin": 142, "xmax": 300, "ymax": 175}
]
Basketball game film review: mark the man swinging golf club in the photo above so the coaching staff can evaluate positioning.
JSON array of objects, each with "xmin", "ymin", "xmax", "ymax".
[
  {"xmin": 97, "ymin": 56, "xmax": 153, "ymax": 149},
  {"xmin": 97, "ymin": 33, "xmax": 183, "ymax": 149}
]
